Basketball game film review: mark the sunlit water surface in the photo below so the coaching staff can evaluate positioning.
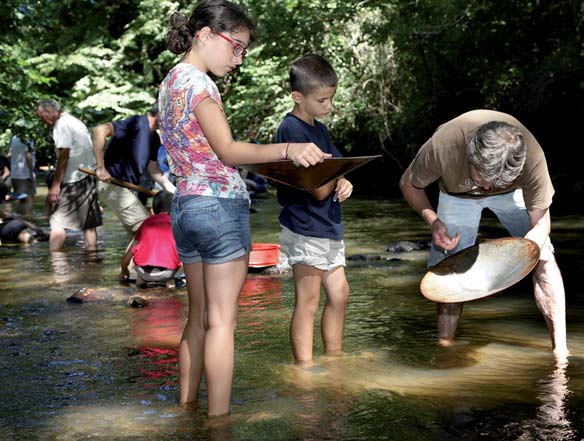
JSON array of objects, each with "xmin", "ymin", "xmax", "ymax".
[{"xmin": 1, "ymin": 189, "xmax": 584, "ymax": 440}]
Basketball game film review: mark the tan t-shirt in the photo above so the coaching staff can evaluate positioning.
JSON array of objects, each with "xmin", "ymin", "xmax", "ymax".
[{"xmin": 402, "ymin": 109, "xmax": 554, "ymax": 211}]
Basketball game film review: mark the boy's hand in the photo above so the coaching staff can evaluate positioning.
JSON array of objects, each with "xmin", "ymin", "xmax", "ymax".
[
  {"xmin": 288, "ymin": 143, "xmax": 332, "ymax": 167},
  {"xmin": 334, "ymin": 177, "xmax": 353, "ymax": 202}
]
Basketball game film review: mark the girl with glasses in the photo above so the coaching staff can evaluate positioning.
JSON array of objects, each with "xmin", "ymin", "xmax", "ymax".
[{"xmin": 159, "ymin": 0, "xmax": 330, "ymax": 418}]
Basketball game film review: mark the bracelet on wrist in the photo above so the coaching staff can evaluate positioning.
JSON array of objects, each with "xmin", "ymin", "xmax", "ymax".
[{"xmin": 284, "ymin": 143, "xmax": 290, "ymax": 160}]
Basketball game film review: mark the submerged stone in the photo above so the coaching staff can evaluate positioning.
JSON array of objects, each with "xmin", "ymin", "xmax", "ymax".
[
  {"xmin": 128, "ymin": 296, "xmax": 148, "ymax": 308},
  {"xmin": 66, "ymin": 288, "xmax": 113, "ymax": 303},
  {"xmin": 386, "ymin": 240, "xmax": 430, "ymax": 252}
]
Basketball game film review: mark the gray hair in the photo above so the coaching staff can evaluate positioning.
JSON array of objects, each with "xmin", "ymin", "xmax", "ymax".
[
  {"xmin": 37, "ymin": 98, "xmax": 61, "ymax": 112},
  {"xmin": 467, "ymin": 121, "xmax": 527, "ymax": 188}
]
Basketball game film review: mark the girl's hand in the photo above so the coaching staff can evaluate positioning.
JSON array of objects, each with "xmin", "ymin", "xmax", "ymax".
[
  {"xmin": 334, "ymin": 177, "xmax": 353, "ymax": 202},
  {"xmin": 287, "ymin": 143, "xmax": 331, "ymax": 167}
]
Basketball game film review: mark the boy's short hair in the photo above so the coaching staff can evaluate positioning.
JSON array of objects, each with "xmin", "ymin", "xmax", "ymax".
[
  {"xmin": 290, "ymin": 54, "xmax": 338, "ymax": 95},
  {"xmin": 152, "ymin": 191, "xmax": 173, "ymax": 214}
]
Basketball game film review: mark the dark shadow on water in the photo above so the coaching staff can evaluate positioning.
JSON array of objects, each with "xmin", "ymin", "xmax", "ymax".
[{"xmin": 442, "ymin": 360, "xmax": 577, "ymax": 440}]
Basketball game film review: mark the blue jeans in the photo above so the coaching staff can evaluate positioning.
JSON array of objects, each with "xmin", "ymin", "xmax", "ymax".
[
  {"xmin": 171, "ymin": 194, "xmax": 251, "ymax": 264},
  {"xmin": 428, "ymin": 189, "xmax": 536, "ymax": 267}
]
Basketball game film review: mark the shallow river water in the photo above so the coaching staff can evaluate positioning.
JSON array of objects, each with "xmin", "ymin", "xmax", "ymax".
[{"xmin": 1, "ymin": 188, "xmax": 584, "ymax": 440}]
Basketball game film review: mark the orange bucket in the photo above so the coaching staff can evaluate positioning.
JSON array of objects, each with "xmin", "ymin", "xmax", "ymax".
[{"xmin": 249, "ymin": 243, "xmax": 280, "ymax": 268}]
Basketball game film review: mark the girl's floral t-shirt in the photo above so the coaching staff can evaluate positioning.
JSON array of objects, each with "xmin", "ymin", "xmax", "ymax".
[{"xmin": 158, "ymin": 63, "xmax": 248, "ymax": 199}]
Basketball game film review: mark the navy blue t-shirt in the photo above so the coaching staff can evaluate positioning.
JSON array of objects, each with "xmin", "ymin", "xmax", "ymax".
[
  {"xmin": 104, "ymin": 115, "xmax": 160, "ymax": 185},
  {"xmin": 276, "ymin": 113, "xmax": 343, "ymax": 240}
]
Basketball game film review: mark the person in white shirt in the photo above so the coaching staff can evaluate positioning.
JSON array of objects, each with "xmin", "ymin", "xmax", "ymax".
[{"xmin": 36, "ymin": 99, "xmax": 102, "ymax": 251}]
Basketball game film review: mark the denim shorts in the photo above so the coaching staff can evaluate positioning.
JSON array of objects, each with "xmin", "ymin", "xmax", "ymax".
[
  {"xmin": 171, "ymin": 194, "xmax": 251, "ymax": 265},
  {"xmin": 428, "ymin": 189, "xmax": 554, "ymax": 267},
  {"xmin": 280, "ymin": 225, "xmax": 345, "ymax": 271}
]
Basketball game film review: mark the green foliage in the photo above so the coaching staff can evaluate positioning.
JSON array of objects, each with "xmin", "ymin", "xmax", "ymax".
[{"xmin": 1, "ymin": 0, "xmax": 583, "ymax": 200}]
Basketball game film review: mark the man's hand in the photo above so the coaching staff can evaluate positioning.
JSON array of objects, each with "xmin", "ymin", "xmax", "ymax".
[
  {"xmin": 431, "ymin": 218, "xmax": 461, "ymax": 251},
  {"xmin": 95, "ymin": 166, "xmax": 112, "ymax": 182},
  {"xmin": 48, "ymin": 182, "xmax": 61, "ymax": 205}
]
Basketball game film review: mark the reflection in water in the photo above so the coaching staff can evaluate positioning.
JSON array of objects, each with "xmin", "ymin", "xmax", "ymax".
[
  {"xmin": 239, "ymin": 276, "xmax": 283, "ymax": 310},
  {"xmin": 1, "ymin": 196, "xmax": 583, "ymax": 440},
  {"xmin": 49, "ymin": 249, "xmax": 106, "ymax": 285},
  {"xmin": 516, "ymin": 361, "xmax": 576, "ymax": 441},
  {"xmin": 275, "ymin": 361, "xmax": 355, "ymax": 441},
  {"xmin": 50, "ymin": 251, "xmax": 72, "ymax": 285},
  {"xmin": 238, "ymin": 276, "xmax": 283, "ymax": 338},
  {"xmin": 130, "ymin": 297, "xmax": 183, "ymax": 385}
]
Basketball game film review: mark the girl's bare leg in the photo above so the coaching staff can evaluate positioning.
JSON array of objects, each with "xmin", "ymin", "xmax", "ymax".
[
  {"xmin": 203, "ymin": 255, "xmax": 248, "ymax": 417},
  {"xmin": 179, "ymin": 262, "xmax": 206, "ymax": 404},
  {"xmin": 321, "ymin": 266, "xmax": 350, "ymax": 355},
  {"xmin": 290, "ymin": 264, "xmax": 323, "ymax": 365}
]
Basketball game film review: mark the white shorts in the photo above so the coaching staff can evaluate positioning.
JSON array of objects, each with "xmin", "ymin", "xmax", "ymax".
[{"xmin": 280, "ymin": 225, "xmax": 345, "ymax": 271}]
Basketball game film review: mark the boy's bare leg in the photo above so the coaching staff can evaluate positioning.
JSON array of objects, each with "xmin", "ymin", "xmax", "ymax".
[
  {"xmin": 49, "ymin": 227, "xmax": 66, "ymax": 251},
  {"xmin": 437, "ymin": 302, "xmax": 464, "ymax": 347},
  {"xmin": 203, "ymin": 255, "xmax": 248, "ymax": 417},
  {"xmin": 179, "ymin": 262, "xmax": 206, "ymax": 405},
  {"xmin": 532, "ymin": 257, "xmax": 568, "ymax": 360},
  {"xmin": 290, "ymin": 264, "xmax": 324, "ymax": 365},
  {"xmin": 321, "ymin": 266, "xmax": 350, "ymax": 355},
  {"xmin": 83, "ymin": 228, "xmax": 97, "ymax": 251}
]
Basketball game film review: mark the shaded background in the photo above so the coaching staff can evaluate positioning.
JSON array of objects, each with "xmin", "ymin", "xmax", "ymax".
[{"xmin": 1, "ymin": 0, "xmax": 583, "ymax": 210}]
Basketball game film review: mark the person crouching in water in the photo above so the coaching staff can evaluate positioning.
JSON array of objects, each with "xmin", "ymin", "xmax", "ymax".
[{"xmin": 120, "ymin": 191, "xmax": 181, "ymax": 288}]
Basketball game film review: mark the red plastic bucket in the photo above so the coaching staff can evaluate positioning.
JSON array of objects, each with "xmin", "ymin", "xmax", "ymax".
[{"xmin": 249, "ymin": 243, "xmax": 280, "ymax": 268}]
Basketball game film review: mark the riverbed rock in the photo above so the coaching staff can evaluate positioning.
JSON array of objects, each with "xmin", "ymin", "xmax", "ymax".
[
  {"xmin": 67, "ymin": 288, "xmax": 113, "ymax": 303},
  {"xmin": 248, "ymin": 265, "xmax": 289, "ymax": 275},
  {"xmin": 386, "ymin": 240, "xmax": 431, "ymax": 252},
  {"xmin": 67, "ymin": 287, "xmax": 153, "ymax": 307},
  {"xmin": 347, "ymin": 254, "xmax": 382, "ymax": 261},
  {"xmin": 127, "ymin": 296, "xmax": 149, "ymax": 308}
]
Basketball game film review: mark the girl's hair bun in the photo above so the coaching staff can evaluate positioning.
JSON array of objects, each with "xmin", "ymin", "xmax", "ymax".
[{"xmin": 165, "ymin": 11, "xmax": 193, "ymax": 54}]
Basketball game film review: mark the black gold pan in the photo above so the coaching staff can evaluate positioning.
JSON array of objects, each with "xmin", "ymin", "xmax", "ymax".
[
  {"xmin": 420, "ymin": 237, "xmax": 540, "ymax": 303},
  {"xmin": 240, "ymin": 155, "xmax": 382, "ymax": 191}
]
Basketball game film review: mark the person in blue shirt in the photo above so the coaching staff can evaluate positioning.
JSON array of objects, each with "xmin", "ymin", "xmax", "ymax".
[
  {"xmin": 276, "ymin": 54, "xmax": 354, "ymax": 367},
  {"xmin": 91, "ymin": 103, "xmax": 176, "ymax": 236}
]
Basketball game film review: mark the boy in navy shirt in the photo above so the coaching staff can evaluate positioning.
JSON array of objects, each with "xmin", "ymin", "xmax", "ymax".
[{"xmin": 276, "ymin": 54, "xmax": 354, "ymax": 367}]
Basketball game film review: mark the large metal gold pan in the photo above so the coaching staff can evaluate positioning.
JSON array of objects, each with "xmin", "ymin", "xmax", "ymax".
[
  {"xmin": 420, "ymin": 237, "xmax": 540, "ymax": 303},
  {"xmin": 241, "ymin": 156, "xmax": 381, "ymax": 191}
]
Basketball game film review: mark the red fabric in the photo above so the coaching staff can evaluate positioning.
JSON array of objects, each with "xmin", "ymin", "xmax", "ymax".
[{"xmin": 132, "ymin": 213, "xmax": 181, "ymax": 269}]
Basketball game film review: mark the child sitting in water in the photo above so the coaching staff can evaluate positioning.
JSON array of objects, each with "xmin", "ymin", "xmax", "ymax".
[
  {"xmin": 0, "ymin": 182, "xmax": 47, "ymax": 245},
  {"xmin": 120, "ymin": 191, "xmax": 181, "ymax": 288},
  {"xmin": 276, "ymin": 54, "xmax": 354, "ymax": 367}
]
